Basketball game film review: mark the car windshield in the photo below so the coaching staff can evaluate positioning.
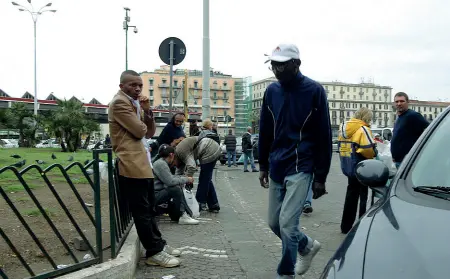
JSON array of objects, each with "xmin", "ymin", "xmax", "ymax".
[{"xmin": 411, "ymin": 112, "xmax": 450, "ymax": 188}]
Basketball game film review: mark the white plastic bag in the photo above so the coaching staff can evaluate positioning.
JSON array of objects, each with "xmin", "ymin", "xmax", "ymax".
[
  {"xmin": 183, "ymin": 188, "xmax": 200, "ymax": 218},
  {"xmin": 376, "ymin": 141, "xmax": 396, "ymax": 176},
  {"xmin": 99, "ymin": 162, "xmax": 109, "ymax": 182}
]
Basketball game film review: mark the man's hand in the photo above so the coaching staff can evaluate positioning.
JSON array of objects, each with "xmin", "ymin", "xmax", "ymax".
[
  {"xmin": 139, "ymin": 95, "xmax": 150, "ymax": 111},
  {"xmin": 187, "ymin": 177, "xmax": 194, "ymax": 184},
  {"xmin": 312, "ymin": 182, "xmax": 327, "ymax": 199},
  {"xmin": 259, "ymin": 171, "xmax": 269, "ymax": 188}
]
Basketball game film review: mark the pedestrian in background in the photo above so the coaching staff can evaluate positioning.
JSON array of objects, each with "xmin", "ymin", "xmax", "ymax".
[
  {"xmin": 259, "ymin": 44, "xmax": 332, "ymax": 278},
  {"xmin": 224, "ymin": 129, "xmax": 237, "ymax": 167},
  {"xmin": 242, "ymin": 127, "xmax": 258, "ymax": 173},
  {"xmin": 338, "ymin": 107, "xmax": 376, "ymax": 234},
  {"xmin": 390, "ymin": 92, "xmax": 429, "ymax": 168}
]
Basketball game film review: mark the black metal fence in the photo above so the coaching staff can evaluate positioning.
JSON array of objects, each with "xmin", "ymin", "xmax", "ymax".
[{"xmin": 0, "ymin": 149, "xmax": 133, "ymax": 279}]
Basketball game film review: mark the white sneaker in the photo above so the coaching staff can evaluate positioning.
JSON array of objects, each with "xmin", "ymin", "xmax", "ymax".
[
  {"xmin": 163, "ymin": 245, "xmax": 181, "ymax": 257},
  {"xmin": 295, "ymin": 240, "xmax": 321, "ymax": 275},
  {"xmin": 178, "ymin": 212, "xmax": 200, "ymax": 225},
  {"xmin": 145, "ymin": 251, "xmax": 180, "ymax": 267}
]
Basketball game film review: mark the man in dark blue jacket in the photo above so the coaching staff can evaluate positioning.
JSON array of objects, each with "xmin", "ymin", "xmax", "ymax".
[
  {"xmin": 390, "ymin": 92, "xmax": 429, "ymax": 168},
  {"xmin": 258, "ymin": 43, "xmax": 332, "ymax": 278}
]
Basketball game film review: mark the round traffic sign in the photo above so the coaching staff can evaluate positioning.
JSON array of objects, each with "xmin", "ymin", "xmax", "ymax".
[{"xmin": 158, "ymin": 37, "xmax": 186, "ymax": 66}]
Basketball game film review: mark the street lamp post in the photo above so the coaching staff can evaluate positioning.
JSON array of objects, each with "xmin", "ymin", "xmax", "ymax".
[
  {"xmin": 12, "ymin": 1, "xmax": 56, "ymax": 117},
  {"xmin": 123, "ymin": 7, "xmax": 138, "ymax": 71}
]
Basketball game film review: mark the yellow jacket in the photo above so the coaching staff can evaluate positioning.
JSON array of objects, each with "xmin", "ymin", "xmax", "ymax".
[{"xmin": 338, "ymin": 118, "xmax": 376, "ymax": 177}]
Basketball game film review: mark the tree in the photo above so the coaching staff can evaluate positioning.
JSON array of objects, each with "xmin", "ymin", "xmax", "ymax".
[
  {"xmin": 5, "ymin": 103, "xmax": 38, "ymax": 147},
  {"xmin": 50, "ymin": 98, "xmax": 101, "ymax": 152}
]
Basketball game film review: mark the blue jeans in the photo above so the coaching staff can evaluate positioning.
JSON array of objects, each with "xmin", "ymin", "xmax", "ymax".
[
  {"xmin": 268, "ymin": 172, "xmax": 313, "ymax": 276},
  {"xmin": 243, "ymin": 150, "xmax": 256, "ymax": 171},
  {"xmin": 304, "ymin": 182, "xmax": 313, "ymax": 206},
  {"xmin": 196, "ymin": 160, "xmax": 219, "ymax": 207},
  {"xmin": 227, "ymin": 150, "xmax": 236, "ymax": 166}
]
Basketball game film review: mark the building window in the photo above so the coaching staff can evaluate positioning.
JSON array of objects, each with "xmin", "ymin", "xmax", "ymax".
[
  {"xmin": 162, "ymin": 79, "xmax": 167, "ymax": 84},
  {"xmin": 353, "ymin": 87, "xmax": 356, "ymax": 92},
  {"xmin": 150, "ymin": 100, "xmax": 154, "ymax": 106},
  {"xmin": 214, "ymin": 101, "xmax": 217, "ymax": 105},
  {"xmin": 149, "ymin": 79, "xmax": 153, "ymax": 86},
  {"xmin": 213, "ymin": 92, "xmax": 217, "ymax": 98},
  {"xmin": 163, "ymin": 99, "xmax": 166, "ymax": 104},
  {"xmin": 174, "ymin": 80, "xmax": 178, "ymax": 87},
  {"xmin": 331, "ymin": 102, "xmax": 335, "ymax": 108},
  {"xmin": 333, "ymin": 86, "xmax": 336, "ymax": 91},
  {"xmin": 194, "ymin": 81, "xmax": 198, "ymax": 88},
  {"xmin": 347, "ymin": 95, "xmax": 349, "ymax": 99},
  {"xmin": 366, "ymin": 96, "xmax": 369, "ymax": 100},
  {"xmin": 149, "ymin": 89, "xmax": 153, "ymax": 96},
  {"xmin": 332, "ymin": 119, "xmax": 336, "ymax": 125},
  {"xmin": 379, "ymin": 104, "xmax": 382, "ymax": 109},
  {"xmin": 224, "ymin": 82, "xmax": 227, "ymax": 87},
  {"xmin": 353, "ymin": 95, "xmax": 356, "ymax": 100},
  {"xmin": 333, "ymin": 94, "xmax": 336, "ymax": 99},
  {"xmin": 325, "ymin": 85, "xmax": 328, "ymax": 90},
  {"xmin": 224, "ymin": 92, "xmax": 227, "ymax": 99},
  {"xmin": 347, "ymin": 87, "xmax": 350, "ymax": 92}
]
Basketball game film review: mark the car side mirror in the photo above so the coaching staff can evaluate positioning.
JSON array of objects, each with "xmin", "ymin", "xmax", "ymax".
[{"xmin": 356, "ymin": 159, "xmax": 390, "ymax": 196}]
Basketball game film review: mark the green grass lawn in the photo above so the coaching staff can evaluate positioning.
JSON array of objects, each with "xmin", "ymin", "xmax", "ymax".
[{"xmin": 0, "ymin": 148, "xmax": 110, "ymax": 191}]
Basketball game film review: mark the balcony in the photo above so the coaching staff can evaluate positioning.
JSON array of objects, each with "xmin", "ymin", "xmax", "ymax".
[{"xmin": 159, "ymin": 83, "xmax": 169, "ymax": 88}]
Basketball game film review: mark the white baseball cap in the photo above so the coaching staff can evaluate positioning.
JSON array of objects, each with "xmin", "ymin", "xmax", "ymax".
[{"xmin": 268, "ymin": 44, "xmax": 300, "ymax": 62}]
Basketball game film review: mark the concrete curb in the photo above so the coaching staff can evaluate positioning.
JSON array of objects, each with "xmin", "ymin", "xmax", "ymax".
[{"xmin": 60, "ymin": 227, "xmax": 140, "ymax": 279}]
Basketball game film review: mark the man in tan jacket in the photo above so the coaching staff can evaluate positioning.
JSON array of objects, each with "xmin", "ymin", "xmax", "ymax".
[{"xmin": 109, "ymin": 70, "xmax": 180, "ymax": 268}]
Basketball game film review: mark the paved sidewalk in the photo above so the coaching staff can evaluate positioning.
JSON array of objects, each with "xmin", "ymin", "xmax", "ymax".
[{"xmin": 136, "ymin": 155, "xmax": 348, "ymax": 279}]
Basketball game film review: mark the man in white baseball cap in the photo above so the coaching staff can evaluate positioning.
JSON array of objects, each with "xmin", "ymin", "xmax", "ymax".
[{"xmin": 259, "ymin": 43, "xmax": 332, "ymax": 278}]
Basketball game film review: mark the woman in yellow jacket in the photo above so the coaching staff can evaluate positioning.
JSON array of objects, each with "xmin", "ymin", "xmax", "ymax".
[{"xmin": 338, "ymin": 107, "xmax": 376, "ymax": 234}]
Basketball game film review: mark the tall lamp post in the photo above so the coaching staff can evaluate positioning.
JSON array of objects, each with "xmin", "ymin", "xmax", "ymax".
[
  {"xmin": 12, "ymin": 1, "xmax": 56, "ymax": 116},
  {"xmin": 123, "ymin": 7, "xmax": 138, "ymax": 71}
]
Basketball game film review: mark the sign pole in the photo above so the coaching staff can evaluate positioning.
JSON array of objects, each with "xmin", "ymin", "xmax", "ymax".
[{"xmin": 169, "ymin": 40, "xmax": 174, "ymax": 115}]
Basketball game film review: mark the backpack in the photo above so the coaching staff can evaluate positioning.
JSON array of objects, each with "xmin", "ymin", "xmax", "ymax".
[{"xmin": 193, "ymin": 131, "xmax": 220, "ymax": 150}]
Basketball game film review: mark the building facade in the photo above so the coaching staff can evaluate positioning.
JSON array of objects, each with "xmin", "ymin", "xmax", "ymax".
[
  {"xmin": 140, "ymin": 66, "xmax": 236, "ymax": 136},
  {"xmin": 394, "ymin": 100, "xmax": 450, "ymax": 122}
]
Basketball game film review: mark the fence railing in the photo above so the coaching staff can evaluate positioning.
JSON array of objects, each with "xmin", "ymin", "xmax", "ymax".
[{"xmin": 0, "ymin": 148, "xmax": 133, "ymax": 279}]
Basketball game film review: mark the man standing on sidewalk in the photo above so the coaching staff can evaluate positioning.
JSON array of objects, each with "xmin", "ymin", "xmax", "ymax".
[
  {"xmin": 259, "ymin": 44, "xmax": 332, "ymax": 278},
  {"xmin": 242, "ymin": 127, "xmax": 258, "ymax": 172},
  {"xmin": 224, "ymin": 129, "xmax": 237, "ymax": 167},
  {"xmin": 391, "ymin": 92, "xmax": 429, "ymax": 168},
  {"xmin": 109, "ymin": 70, "xmax": 180, "ymax": 268}
]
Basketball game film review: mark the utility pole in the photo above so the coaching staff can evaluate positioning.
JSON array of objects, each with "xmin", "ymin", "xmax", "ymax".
[
  {"xmin": 184, "ymin": 70, "xmax": 189, "ymax": 121},
  {"xmin": 123, "ymin": 7, "xmax": 138, "ymax": 70},
  {"xmin": 202, "ymin": 0, "xmax": 210, "ymax": 120}
]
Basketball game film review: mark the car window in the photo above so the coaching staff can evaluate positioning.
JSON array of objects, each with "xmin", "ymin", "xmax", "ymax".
[{"xmin": 411, "ymin": 114, "xmax": 450, "ymax": 187}]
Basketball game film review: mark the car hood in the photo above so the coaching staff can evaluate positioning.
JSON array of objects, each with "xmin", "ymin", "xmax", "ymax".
[{"xmin": 364, "ymin": 196, "xmax": 450, "ymax": 279}]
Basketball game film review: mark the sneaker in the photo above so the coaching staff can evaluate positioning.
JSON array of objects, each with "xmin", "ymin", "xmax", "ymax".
[
  {"xmin": 178, "ymin": 212, "xmax": 200, "ymax": 225},
  {"xmin": 303, "ymin": 204, "xmax": 313, "ymax": 214},
  {"xmin": 208, "ymin": 203, "xmax": 220, "ymax": 213},
  {"xmin": 295, "ymin": 240, "xmax": 321, "ymax": 275},
  {"xmin": 146, "ymin": 251, "xmax": 180, "ymax": 267},
  {"xmin": 164, "ymin": 245, "xmax": 181, "ymax": 257}
]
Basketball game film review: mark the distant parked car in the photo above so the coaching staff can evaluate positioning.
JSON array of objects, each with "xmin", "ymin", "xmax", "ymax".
[
  {"xmin": 35, "ymin": 139, "xmax": 60, "ymax": 148},
  {"xmin": 0, "ymin": 139, "xmax": 19, "ymax": 148}
]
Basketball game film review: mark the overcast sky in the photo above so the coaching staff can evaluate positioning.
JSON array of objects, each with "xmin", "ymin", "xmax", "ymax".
[{"xmin": 1, "ymin": 0, "xmax": 449, "ymax": 104}]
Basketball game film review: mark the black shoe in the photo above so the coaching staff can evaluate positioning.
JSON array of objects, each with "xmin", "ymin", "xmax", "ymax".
[
  {"xmin": 199, "ymin": 203, "xmax": 208, "ymax": 211},
  {"xmin": 208, "ymin": 203, "xmax": 220, "ymax": 213},
  {"xmin": 303, "ymin": 204, "xmax": 313, "ymax": 214},
  {"xmin": 252, "ymin": 169, "xmax": 259, "ymax": 172},
  {"xmin": 244, "ymin": 170, "xmax": 249, "ymax": 172}
]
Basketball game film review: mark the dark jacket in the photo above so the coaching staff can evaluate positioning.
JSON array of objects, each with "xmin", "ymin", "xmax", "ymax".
[
  {"xmin": 390, "ymin": 109, "xmax": 429, "ymax": 162},
  {"xmin": 150, "ymin": 121, "xmax": 186, "ymax": 155},
  {"xmin": 224, "ymin": 134, "xmax": 237, "ymax": 151},
  {"xmin": 258, "ymin": 72, "xmax": 332, "ymax": 184},
  {"xmin": 242, "ymin": 132, "xmax": 252, "ymax": 152}
]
